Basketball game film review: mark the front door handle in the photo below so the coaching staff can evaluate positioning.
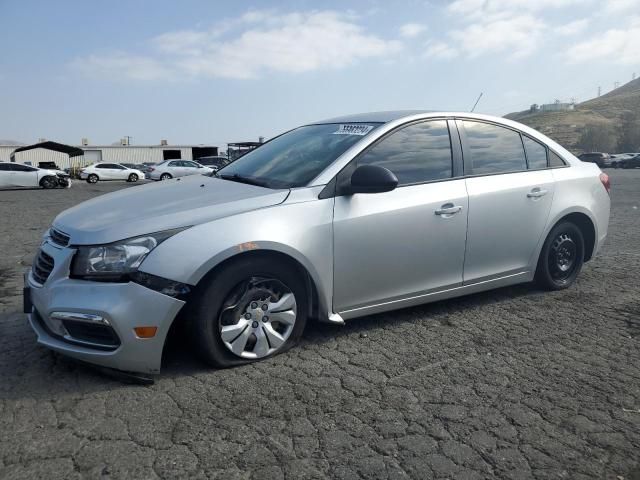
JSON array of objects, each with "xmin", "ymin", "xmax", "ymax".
[
  {"xmin": 435, "ymin": 204, "xmax": 463, "ymax": 216},
  {"xmin": 527, "ymin": 188, "xmax": 548, "ymax": 198}
]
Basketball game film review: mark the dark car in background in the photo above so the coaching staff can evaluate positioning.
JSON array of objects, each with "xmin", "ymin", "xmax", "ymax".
[
  {"xmin": 196, "ymin": 156, "xmax": 231, "ymax": 172},
  {"xmin": 619, "ymin": 154, "xmax": 640, "ymax": 169},
  {"xmin": 578, "ymin": 152, "xmax": 611, "ymax": 168}
]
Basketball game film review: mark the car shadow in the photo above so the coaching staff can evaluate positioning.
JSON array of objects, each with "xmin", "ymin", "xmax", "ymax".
[{"xmin": 159, "ymin": 282, "xmax": 541, "ymax": 378}]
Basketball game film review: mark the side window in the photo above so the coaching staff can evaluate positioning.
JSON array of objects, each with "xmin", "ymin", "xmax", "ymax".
[
  {"xmin": 168, "ymin": 161, "xmax": 179, "ymax": 167},
  {"xmin": 463, "ymin": 121, "xmax": 527, "ymax": 175},
  {"xmin": 0, "ymin": 164, "xmax": 11, "ymax": 171},
  {"xmin": 113, "ymin": 164, "xmax": 126, "ymax": 170},
  {"xmin": 95, "ymin": 164, "xmax": 108, "ymax": 169},
  {"xmin": 522, "ymin": 136, "xmax": 548, "ymax": 169},
  {"xmin": 11, "ymin": 164, "xmax": 35, "ymax": 172},
  {"xmin": 549, "ymin": 151, "xmax": 566, "ymax": 167},
  {"xmin": 357, "ymin": 120, "xmax": 453, "ymax": 185}
]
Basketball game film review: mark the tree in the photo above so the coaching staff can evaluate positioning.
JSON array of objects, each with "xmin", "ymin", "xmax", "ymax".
[
  {"xmin": 617, "ymin": 112, "xmax": 640, "ymax": 152},
  {"xmin": 576, "ymin": 123, "xmax": 616, "ymax": 153}
]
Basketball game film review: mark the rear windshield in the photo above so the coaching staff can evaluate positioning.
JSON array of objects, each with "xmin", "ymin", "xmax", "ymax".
[{"xmin": 217, "ymin": 123, "xmax": 381, "ymax": 188}]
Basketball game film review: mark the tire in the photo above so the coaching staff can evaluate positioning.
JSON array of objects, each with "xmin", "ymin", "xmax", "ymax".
[
  {"xmin": 535, "ymin": 222, "xmax": 585, "ymax": 290},
  {"xmin": 160, "ymin": 173, "xmax": 172, "ymax": 181},
  {"xmin": 622, "ymin": 161, "xmax": 631, "ymax": 169},
  {"xmin": 39, "ymin": 176, "xmax": 57, "ymax": 189},
  {"xmin": 188, "ymin": 256, "xmax": 308, "ymax": 368},
  {"xmin": 128, "ymin": 173, "xmax": 139, "ymax": 182},
  {"xmin": 87, "ymin": 174, "xmax": 99, "ymax": 184},
  {"xmin": 613, "ymin": 162, "xmax": 619, "ymax": 169}
]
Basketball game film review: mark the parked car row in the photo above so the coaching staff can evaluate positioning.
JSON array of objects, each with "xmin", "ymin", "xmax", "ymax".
[{"xmin": 578, "ymin": 152, "xmax": 640, "ymax": 169}]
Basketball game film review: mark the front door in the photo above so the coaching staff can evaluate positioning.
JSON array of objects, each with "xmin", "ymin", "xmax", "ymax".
[
  {"xmin": 332, "ymin": 119, "xmax": 468, "ymax": 314},
  {"xmin": 459, "ymin": 120, "xmax": 555, "ymax": 283}
]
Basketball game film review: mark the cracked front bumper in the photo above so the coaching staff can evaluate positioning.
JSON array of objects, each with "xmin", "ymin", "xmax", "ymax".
[{"xmin": 26, "ymin": 241, "xmax": 185, "ymax": 374}]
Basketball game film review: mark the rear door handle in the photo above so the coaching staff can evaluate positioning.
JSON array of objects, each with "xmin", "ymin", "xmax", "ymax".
[
  {"xmin": 435, "ymin": 204, "xmax": 463, "ymax": 216},
  {"xmin": 527, "ymin": 188, "xmax": 548, "ymax": 198}
]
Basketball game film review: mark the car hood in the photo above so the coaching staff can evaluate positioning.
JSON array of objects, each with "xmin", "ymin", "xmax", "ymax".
[{"xmin": 53, "ymin": 175, "xmax": 290, "ymax": 245}]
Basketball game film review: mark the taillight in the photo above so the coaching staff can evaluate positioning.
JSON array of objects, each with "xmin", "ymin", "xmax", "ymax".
[
  {"xmin": 149, "ymin": 168, "xmax": 155, "ymax": 172},
  {"xmin": 599, "ymin": 172, "xmax": 610, "ymax": 194}
]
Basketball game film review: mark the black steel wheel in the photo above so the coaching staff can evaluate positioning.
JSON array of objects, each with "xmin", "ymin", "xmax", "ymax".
[{"xmin": 535, "ymin": 222, "xmax": 584, "ymax": 290}]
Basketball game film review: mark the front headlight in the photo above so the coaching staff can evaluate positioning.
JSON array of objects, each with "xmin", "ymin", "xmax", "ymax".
[{"xmin": 71, "ymin": 228, "xmax": 186, "ymax": 281}]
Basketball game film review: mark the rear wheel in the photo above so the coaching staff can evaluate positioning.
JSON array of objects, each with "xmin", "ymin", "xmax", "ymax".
[
  {"xmin": 535, "ymin": 222, "xmax": 584, "ymax": 290},
  {"xmin": 189, "ymin": 257, "xmax": 307, "ymax": 368},
  {"xmin": 160, "ymin": 173, "xmax": 172, "ymax": 181},
  {"xmin": 128, "ymin": 173, "xmax": 139, "ymax": 182},
  {"xmin": 87, "ymin": 174, "xmax": 99, "ymax": 184},
  {"xmin": 39, "ymin": 176, "xmax": 57, "ymax": 189}
]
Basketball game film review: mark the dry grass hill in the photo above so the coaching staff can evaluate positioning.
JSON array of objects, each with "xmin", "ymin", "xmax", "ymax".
[{"xmin": 505, "ymin": 77, "xmax": 640, "ymax": 153}]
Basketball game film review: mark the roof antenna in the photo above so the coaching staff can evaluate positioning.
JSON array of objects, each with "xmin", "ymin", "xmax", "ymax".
[{"xmin": 470, "ymin": 92, "xmax": 483, "ymax": 112}]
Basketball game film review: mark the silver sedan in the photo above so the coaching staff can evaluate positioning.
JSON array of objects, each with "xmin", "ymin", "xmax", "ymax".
[{"xmin": 25, "ymin": 111, "xmax": 610, "ymax": 375}]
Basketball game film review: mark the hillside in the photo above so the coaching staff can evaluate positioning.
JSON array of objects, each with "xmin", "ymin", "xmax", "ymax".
[{"xmin": 505, "ymin": 78, "xmax": 640, "ymax": 152}]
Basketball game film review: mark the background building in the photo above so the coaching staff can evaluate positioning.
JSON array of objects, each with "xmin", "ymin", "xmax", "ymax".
[{"xmin": 0, "ymin": 141, "xmax": 219, "ymax": 170}]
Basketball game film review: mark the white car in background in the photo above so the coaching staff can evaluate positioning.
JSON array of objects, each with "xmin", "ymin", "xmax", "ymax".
[
  {"xmin": 0, "ymin": 162, "xmax": 71, "ymax": 189},
  {"xmin": 80, "ymin": 163, "xmax": 145, "ymax": 184},
  {"xmin": 148, "ymin": 160, "xmax": 214, "ymax": 181}
]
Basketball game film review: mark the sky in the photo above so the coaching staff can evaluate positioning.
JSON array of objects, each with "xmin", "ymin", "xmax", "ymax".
[{"xmin": 0, "ymin": 0, "xmax": 639, "ymax": 147}]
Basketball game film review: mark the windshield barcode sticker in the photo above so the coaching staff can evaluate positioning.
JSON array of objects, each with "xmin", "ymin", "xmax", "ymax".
[{"xmin": 333, "ymin": 124, "xmax": 374, "ymax": 136}]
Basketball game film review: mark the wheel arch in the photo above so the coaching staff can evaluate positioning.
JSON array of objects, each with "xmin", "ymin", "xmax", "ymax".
[
  {"xmin": 191, "ymin": 247, "xmax": 325, "ymax": 323},
  {"xmin": 547, "ymin": 210, "xmax": 597, "ymax": 262},
  {"xmin": 39, "ymin": 175, "xmax": 56, "ymax": 187}
]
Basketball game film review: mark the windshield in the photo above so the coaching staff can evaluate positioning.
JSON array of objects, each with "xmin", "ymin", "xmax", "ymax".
[{"xmin": 217, "ymin": 123, "xmax": 381, "ymax": 188}]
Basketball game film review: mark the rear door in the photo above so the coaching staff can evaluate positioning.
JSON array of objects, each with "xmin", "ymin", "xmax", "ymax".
[
  {"xmin": 460, "ymin": 120, "xmax": 555, "ymax": 283},
  {"xmin": 95, "ymin": 164, "xmax": 114, "ymax": 179},
  {"xmin": 167, "ymin": 160, "xmax": 183, "ymax": 177},
  {"xmin": 333, "ymin": 119, "xmax": 468, "ymax": 313},
  {"xmin": 0, "ymin": 163, "xmax": 13, "ymax": 187}
]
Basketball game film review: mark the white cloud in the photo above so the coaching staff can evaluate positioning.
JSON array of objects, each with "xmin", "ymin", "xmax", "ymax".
[
  {"xmin": 565, "ymin": 17, "xmax": 640, "ymax": 64},
  {"xmin": 399, "ymin": 23, "xmax": 427, "ymax": 38},
  {"xmin": 603, "ymin": 0, "xmax": 640, "ymax": 13},
  {"xmin": 448, "ymin": 0, "xmax": 586, "ymax": 18},
  {"xmin": 74, "ymin": 10, "xmax": 401, "ymax": 81},
  {"xmin": 450, "ymin": 14, "xmax": 546, "ymax": 58},
  {"xmin": 556, "ymin": 18, "xmax": 590, "ymax": 36},
  {"xmin": 424, "ymin": 42, "xmax": 459, "ymax": 59}
]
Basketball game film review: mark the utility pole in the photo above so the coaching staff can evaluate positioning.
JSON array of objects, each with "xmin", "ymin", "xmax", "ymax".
[
  {"xmin": 633, "ymin": 72, "xmax": 637, "ymax": 81},
  {"xmin": 124, "ymin": 135, "xmax": 132, "ymax": 146},
  {"xmin": 597, "ymin": 86, "xmax": 601, "ymax": 97}
]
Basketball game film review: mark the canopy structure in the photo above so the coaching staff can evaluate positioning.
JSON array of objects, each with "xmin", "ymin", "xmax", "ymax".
[
  {"xmin": 227, "ymin": 141, "xmax": 262, "ymax": 160},
  {"xmin": 10, "ymin": 141, "xmax": 84, "ymax": 162}
]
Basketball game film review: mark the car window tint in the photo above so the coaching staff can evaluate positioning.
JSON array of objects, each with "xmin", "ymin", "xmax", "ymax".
[
  {"xmin": 523, "ymin": 136, "xmax": 548, "ymax": 169},
  {"xmin": 357, "ymin": 120, "xmax": 453, "ymax": 185},
  {"xmin": 95, "ymin": 164, "xmax": 107, "ymax": 169},
  {"xmin": 549, "ymin": 151, "xmax": 566, "ymax": 167},
  {"xmin": 11, "ymin": 164, "xmax": 34, "ymax": 172},
  {"xmin": 184, "ymin": 161, "xmax": 197, "ymax": 168},
  {"xmin": 0, "ymin": 164, "xmax": 11, "ymax": 171},
  {"xmin": 463, "ymin": 121, "xmax": 527, "ymax": 175},
  {"xmin": 168, "ymin": 161, "xmax": 179, "ymax": 167},
  {"xmin": 113, "ymin": 164, "xmax": 125, "ymax": 170}
]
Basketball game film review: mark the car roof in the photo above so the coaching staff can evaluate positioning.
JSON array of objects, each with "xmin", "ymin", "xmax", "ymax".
[{"xmin": 313, "ymin": 110, "xmax": 434, "ymax": 124}]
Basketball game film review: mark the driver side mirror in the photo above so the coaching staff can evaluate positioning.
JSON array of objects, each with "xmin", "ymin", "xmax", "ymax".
[{"xmin": 348, "ymin": 165, "xmax": 398, "ymax": 194}]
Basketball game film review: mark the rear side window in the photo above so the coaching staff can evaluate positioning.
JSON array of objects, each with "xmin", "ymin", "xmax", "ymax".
[
  {"xmin": 549, "ymin": 151, "xmax": 566, "ymax": 167},
  {"xmin": 463, "ymin": 121, "xmax": 527, "ymax": 175},
  {"xmin": 357, "ymin": 120, "xmax": 453, "ymax": 185},
  {"xmin": 168, "ymin": 161, "xmax": 179, "ymax": 167},
  {"xmin": 0, "ymin": 164, "xmax": 11, "ymax": 171},
  {"xmin": 522, "ymin": 136, "xmax": 548, "ymax": 169}
]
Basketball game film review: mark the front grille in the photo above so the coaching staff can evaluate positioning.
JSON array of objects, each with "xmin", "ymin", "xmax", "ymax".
[
  {"xmin": 61, "ymin": 320, "xmax": 121, "ymax": 349},
  {"xmin": 32, "ymin": 250, "xmax": 54, "ymax": 285},
  {"xmin": 49, "ymin": 228, "xmax": 70, "ymax": 247}
]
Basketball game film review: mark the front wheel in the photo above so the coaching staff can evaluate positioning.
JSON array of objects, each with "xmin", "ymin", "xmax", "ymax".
[
  {"xmin": 128, "ymin": 173, "xmax": 139, "ymax": 182},
  {"xmin": 189, "ymin": 257, "xmax": 307, "ymax": 368},
  {"xmin": 40, "ymin": 176, "xmax": 57, "ymax": 189},
  {"xmin": 535, "ymin": 222, "xmax": 584, "ymax": 290}
]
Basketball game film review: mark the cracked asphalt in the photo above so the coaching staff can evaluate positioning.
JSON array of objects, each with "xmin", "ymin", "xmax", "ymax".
[{"xmin": 0, "ymin": 171, "xmax": 639, "ymax": 479}]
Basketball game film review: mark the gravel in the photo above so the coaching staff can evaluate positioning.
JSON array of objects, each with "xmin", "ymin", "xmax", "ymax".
[{"xmin": 0, "ymin": 172, "xmax": 639, "ymax": 479}]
